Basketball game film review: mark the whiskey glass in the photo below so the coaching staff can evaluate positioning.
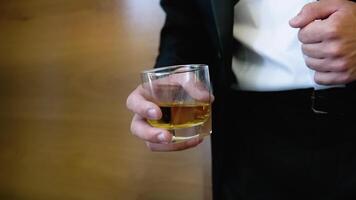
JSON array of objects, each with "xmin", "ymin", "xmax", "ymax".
[{"xmin": 141, "ymin": 64, "xmax": 212, "ymax": 143}]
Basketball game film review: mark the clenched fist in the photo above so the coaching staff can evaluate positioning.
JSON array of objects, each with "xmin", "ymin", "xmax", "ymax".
[{"xmin": 290, "ymin": 0, "xmax": 356, "ymax": 85}]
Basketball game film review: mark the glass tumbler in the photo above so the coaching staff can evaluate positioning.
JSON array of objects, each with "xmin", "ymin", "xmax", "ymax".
[{"xmin": 141, "ymin": 64, "xmax": 212, "ymax": 143}]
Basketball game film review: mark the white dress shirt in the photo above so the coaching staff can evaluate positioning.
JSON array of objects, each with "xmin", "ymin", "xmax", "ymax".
[{"xmin": 232, "ymin": 0, "xmax": 336, "ymax": 91}]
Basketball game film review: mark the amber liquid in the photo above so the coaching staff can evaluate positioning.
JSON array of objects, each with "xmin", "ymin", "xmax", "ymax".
[{"xmin": 148, "ymin": 103, "xmax": 211, "ymax": 130}]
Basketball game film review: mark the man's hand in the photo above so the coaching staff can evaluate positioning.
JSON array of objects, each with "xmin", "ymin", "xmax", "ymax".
[
  {"xmin": 126, "ymin": 85, "xmax": 204, "ymax": 152},
  {"xmin": 290, "ymin": 0, "xmax": 356, "ymax": 85}
]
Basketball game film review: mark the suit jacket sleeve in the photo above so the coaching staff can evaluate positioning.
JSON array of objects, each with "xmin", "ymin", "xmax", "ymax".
[{"xmin": 155, "ymin": 0, "xmax": 214, "ymax": 68}]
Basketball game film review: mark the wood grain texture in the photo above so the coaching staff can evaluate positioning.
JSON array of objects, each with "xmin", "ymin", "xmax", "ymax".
[{"xmin": 0, "ymin": 0, "xmax": 212, "ymax": 199}]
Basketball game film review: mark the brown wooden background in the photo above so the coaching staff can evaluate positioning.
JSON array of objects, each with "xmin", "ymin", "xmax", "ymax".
[{"xmin": 0, "ymin": 0, "xmax": 212, "ymax": 199}]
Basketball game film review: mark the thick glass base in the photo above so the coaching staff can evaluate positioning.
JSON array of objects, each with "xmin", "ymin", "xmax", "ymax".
[{"xmin": 169, "ymin": 120, "xmax": 212, "ymax": 143}]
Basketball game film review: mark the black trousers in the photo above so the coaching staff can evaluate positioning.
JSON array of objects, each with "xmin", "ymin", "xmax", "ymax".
[{"xmin": 213, "ymin": 85, "xmax": 356, "ymax": 200}]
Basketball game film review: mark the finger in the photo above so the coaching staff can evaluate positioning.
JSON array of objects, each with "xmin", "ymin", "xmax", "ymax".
[
  {"xmin": 298, "ymin": 20, "xmax": 325, "ymax": 44},
  {"xmin": 314, "ymin": 71, "xmax": 352, "ymax": 85},
  {"xmin": 146, "ymin": 138, "xmax": 203, "ymax": 152},
  {"xmin": 182, "ymin": 81, "xmax": 214, "ymax": 103},
  {"xmin": 302, "ymin": 43, "xmax": 326, "ymax": 59},
  {"xmin": 148, "ymin": 67, "xmax": 214, "ymax": 103},
  {"xmin": 126, "ymin": 85, "xmax": 162, "ymax": 120},
  {"xmin": 305, "ymin": 57, "xmax": 329, "ymax": 72},
  {"xmin": 167, "ymin": 71, "xmax": 213, "ymax": 103},
  {"xmin": 303, "ymin": 41, "xmax": 348, "ymax": 59},
  {"xmin": 305, "ymin": 57, "xmax": 348, "ymax": 72},
  {"xmin": 289, "ymin": 1, "xmax": 338, "ymax": 28},
  {"xmin": 149, "ymin": 75, "xmax": 214, "ymax": 103},
  {"xmin": 130, "ymin": 114, "xmax": 172, "ymax": 143}
]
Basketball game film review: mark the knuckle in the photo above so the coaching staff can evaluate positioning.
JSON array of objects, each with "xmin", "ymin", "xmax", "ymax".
[
  {"xmin": 301, "ymin": 44, "xmax": 309, "ymax": 54},
  {"xmin": 146, "ymin": 129, "xmax": 158, "ymax": 141},
  {"xmin": 305, "ymin": 58, "xmax": 317, "ymax": 69},
  {"xmin": 301, "ymin": 4, "xmax": 313, "ymax": 16},
  {"xmin": 339, "ymin": 73, "xmax": 352, "ymax": 84},
  {"xmin": 143, "ymin": 125, "xmax": 161, "ymax": 142},
  {"xmin": 305, "ymin": 59, "xmax": 312, "ymax": 69},
  {"xmin": 314, "ymin": 74, "xmax": 326, "ymax": 85},
  {"xmin": 126, "ymin": 85, "xmax": 146, "ymax": 112},
  {"xmin": 327, "ymin": 43, "xmax": 344, "ymax": 57},
  {"xmin": 130, "ymin": 116, "xmax": 156, "ymax": 142},
  {"xmin": 137, "ymin": 128, "xmax": 156, "ymax": 142},
  {"xmin": 126, "ymin": 94, "xmax": 134, "ymax": 110},
  {"xmin": 324, "ymin": 24, "xmax": 340, "ymax": 40},
  {"xmin": 298, "ymin": 30, "xmax": 307, "ymax": 43},
  {"xmin": 314, "ymin": 78, "xmax": 322, "ymax": 85},
  {"xmin": 304, "ymin": 57, "xmax": 311, "ymax": 64},
  {"xmin": 335, "ymin": 59, "xmax": 349, "ymax": 72},
  {"xmin": 130, "ymin": 119, "xmax": 138, "ymax": 136},
  {"xmin": 126, "ymin": 88, "xmax": 139, "ymax": 111}
]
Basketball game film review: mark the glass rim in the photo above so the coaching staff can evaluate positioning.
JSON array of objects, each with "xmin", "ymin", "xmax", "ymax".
[{"xmin": 141, "ymin": 64, "xmax": 208, "ymax": 76}]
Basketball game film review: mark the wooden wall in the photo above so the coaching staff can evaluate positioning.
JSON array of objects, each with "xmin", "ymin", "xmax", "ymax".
[{"xmin": 0, "ymin": 0, "xmax": 212, "ymax": 199}]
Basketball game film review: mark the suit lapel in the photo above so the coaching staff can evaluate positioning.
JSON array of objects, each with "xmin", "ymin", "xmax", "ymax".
[{"xmin": 209, "ymin": 0, "xmax": 234, "ymax": 62}]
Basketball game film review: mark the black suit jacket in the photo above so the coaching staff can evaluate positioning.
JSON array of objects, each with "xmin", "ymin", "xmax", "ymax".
[
  {"xmin": 154, "ymin": 0, "xmax": 356, "ymax": 199},
  {"xmin": 154, "ymin": 1, "xmax": 236, "ymax": 198}
]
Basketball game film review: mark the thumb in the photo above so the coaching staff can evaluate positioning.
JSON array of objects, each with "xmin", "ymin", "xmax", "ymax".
[{"xmin": 289, "ymin": 1, "xmax": 339, "ymax": 28}]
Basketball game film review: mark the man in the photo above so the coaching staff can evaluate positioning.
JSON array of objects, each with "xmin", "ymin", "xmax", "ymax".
[{"xmin": 127, "ymin": 0, "xmax": 356, "ymax": 199}]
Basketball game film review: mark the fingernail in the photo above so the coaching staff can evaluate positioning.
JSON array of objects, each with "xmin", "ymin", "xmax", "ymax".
[
  {"xmin": 157, "ymin": 133, "xmax": 168, "ymax": 143},
  {"xmin": 290, "ymin": 15, "xmax": 299, "ymax": 23},
  {"xmin": 147, "ymin": 108, "xmax": 158, "ymax": 119}
]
